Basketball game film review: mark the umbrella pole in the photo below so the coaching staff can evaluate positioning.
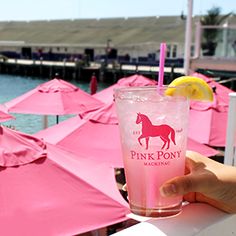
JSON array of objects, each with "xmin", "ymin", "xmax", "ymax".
[
  {"xmin": 56, "ymin": 115, "xmax": 59, "ymax": 124},
  {"xmin": 43, "ymin": 115, "xmax": 48, "ymax": 129}
]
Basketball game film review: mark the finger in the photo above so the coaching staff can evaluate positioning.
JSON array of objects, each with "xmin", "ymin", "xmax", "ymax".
[
  {"xmin": 122, "ymin": 184, "xmax": 127, "ymax": 191},
  {"xmin": 183, "ymin": 192, "xmax": 197, "ymax": 202},
  {"xmin": 160, "ymin": 174, "xmax": 199, "ymax": 197}
]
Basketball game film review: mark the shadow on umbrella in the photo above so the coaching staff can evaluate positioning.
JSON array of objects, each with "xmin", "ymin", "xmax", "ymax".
[{"xmin": 0, "ymin": 125, "xmax": 130, "ymax": 235}]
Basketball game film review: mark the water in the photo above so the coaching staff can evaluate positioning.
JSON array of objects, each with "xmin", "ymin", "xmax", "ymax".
[{"xmin": 0, "ymin": 74, "xmax": 110, "ymax": 134}]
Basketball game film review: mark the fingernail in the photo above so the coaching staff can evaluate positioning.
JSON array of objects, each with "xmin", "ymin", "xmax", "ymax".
[
  {"xmin": 122, "ymin": 184, "xmax": 127, "ymax": 191},
  {"xmin": 160, "ymin": 184, "xmax": 177, "ymax": 197}
]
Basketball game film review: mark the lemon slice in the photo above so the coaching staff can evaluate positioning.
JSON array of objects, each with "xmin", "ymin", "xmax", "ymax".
[{"xmin": 165, "ymin": 76, "xmax": 214, "ymax": 101}]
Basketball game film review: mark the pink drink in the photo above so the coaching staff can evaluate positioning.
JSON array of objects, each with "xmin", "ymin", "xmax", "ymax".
[{"xmin": 115, "ymin": 86, "xmax": 189, "ymax": 217}]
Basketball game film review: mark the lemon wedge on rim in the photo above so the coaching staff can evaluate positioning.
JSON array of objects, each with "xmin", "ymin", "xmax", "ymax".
[{"xmin": 165, "ymin": 76, "xmax": 214, "ymax": 101}]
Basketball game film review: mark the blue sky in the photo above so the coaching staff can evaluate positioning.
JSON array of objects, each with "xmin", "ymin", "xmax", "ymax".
[{"xmin": 0, "ymin": 0, "xmax": 235, "ymax": 21}]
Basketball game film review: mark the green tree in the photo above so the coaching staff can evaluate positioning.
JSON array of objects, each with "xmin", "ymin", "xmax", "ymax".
[{"xmin": 200, "ymin": 6, "xmax": 232, "ymax": 56}]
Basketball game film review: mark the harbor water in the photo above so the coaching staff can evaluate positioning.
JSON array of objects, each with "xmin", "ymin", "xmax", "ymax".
[{"xmin": 0, "ymin": 74, "xmax": 110, "ymax": 134}]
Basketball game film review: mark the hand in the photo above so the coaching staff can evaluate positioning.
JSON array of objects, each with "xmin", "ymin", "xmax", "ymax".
[{"xmin": 160, "ymin": 151, "xmax": 236, "ymax": 213}]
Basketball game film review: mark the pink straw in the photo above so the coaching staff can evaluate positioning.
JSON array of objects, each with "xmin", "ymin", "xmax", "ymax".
[{"xmin": 158, "ymin": 42, "xmax": 166, "ymax": 88}]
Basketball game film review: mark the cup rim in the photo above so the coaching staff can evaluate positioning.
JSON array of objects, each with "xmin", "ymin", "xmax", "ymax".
[{"xmin": 114, "ymin": 85, "xmax": 185, "ymax": 93}]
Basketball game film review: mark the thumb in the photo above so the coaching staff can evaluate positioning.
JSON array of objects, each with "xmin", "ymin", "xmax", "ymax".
[{"xmin": 160, "ymin": 174, "xmax": 197, "ymax": 197}]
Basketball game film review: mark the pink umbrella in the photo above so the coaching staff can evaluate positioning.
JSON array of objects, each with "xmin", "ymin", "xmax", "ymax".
[
  {"xmin": 93, "ymin": 74, "xmax": 156, "ymax": 103},
  {"xmin": 0, "ymin": 104, "xmax": 15, "ymax": 122},
  {"xmin": 187, "ymin": 138, "xmax": 219, "ymax": 157},
  {"xmin": 188, "ymin": 72, "xmax": 233, "ymax": 147},
  {"xmin": 0, "ymin": 125, "xmax": 129, "ymax": 235},
  {"xmin": 4, "ymin": 78, "xmax": 104, "ymax": 115},
  {"xmin": 35, "ymin": 101, "xmax": 219, "ymax": 168},
  {"xmin": 36, "ymin": 103, "xmax": 124, "ymax": 167}
]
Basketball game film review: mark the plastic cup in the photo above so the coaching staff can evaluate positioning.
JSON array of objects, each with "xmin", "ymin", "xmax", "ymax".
[{"xmin": 114, "ymin": 86, "xmax": 189, "ymax": 217}]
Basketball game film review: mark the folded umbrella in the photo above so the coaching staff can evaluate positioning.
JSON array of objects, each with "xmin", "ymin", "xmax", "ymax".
[{"xmin": 188, "ymin": 72, "xmax": 233, "ymax": 147}]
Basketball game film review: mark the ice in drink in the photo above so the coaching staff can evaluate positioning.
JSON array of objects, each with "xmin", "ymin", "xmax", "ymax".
[{"xmin": 115, "ymin": 86, "xmax": 189, "ymax": 217}]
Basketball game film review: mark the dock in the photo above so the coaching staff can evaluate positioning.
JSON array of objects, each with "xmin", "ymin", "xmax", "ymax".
[{"xmin": 0, "ymin": 58, "xmax": 185, "ymax": 83}]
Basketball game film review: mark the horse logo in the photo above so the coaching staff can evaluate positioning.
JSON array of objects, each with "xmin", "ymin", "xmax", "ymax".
[{"xmin": 136, "ymin": 112, "xmax": 176, "ymax": 150}]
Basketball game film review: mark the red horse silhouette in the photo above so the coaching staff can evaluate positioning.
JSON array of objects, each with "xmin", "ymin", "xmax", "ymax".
[{"xmin": 136, "ymin": 113, "xmax": 176, "ymax": 150}]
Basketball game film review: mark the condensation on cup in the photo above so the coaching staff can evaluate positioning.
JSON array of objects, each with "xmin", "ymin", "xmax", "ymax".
[{"xmin": 115, "ymin": 86, "xmax": 189, "ymax": 217}]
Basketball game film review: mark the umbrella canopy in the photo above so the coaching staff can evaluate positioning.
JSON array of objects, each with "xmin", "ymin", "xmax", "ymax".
[
  {"xmin": 188, "ymin": 72, "xmax": 233, "ymax": 147},
  {"xmin": 0, "ymin": 104, "xmax": 15, "ymax": 122},
  {"xmin": 187, "ymin": 138, "xmax": 219, "ymax": 157},
  {"xmin": 35, "ymin": 101, "xmax": 219, "ymax": 168},
  {"xmin": 0, "ymin": 125, "xmax": 129, "ymax": 235},
  {"xmin": 93, "ymin": 74, "xmax": 156, "ymax": 103},
  {"xmin": 4, "ymin": 78, "xmax": 104, "ymax": 115},
  {"xmin": 36, "ymin": 102, "xmax": 124, "ymax": 167}
]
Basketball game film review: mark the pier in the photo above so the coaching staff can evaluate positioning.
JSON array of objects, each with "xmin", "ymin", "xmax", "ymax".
[{"xmin": 0, "ymin": 58, "xmax": 185, "ymax": 83}]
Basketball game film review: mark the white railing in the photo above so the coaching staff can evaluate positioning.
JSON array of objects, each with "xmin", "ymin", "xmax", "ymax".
[
  {"xmin": 194, "ymin": 23, "xmax": 236, "ymax": 59},
  {"xmin": 224, "ymin": 93, "xmax": 236, "ymax": 166}
]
